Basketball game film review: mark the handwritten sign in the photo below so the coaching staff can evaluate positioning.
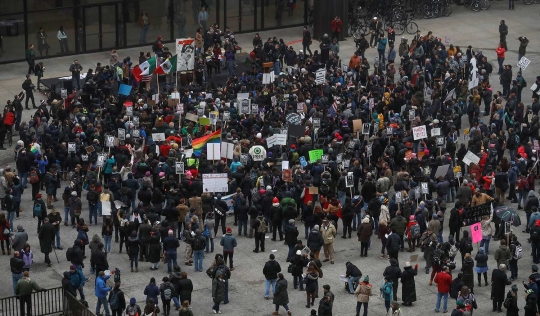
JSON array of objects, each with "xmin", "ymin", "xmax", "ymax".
[
  {"xmin": 412, "ymin": 125, "xmax": 427, "ymax": 140},
  {"xmin": 421, "ymin": 182, "xmax": 429, "ymax": 194},
  {"xmin": 308, "ymin": 149, "xmax": 324, "ymax": 163},
  {"xmin": 68, "ymin": 142, "xmax": 76, "ymax": 153},
  {"xmin": 462, "ymin": 151, "xmax": 480, "ymax": 166},
  {"xmin": 362, "ymin": 123, "xmax": 370, "ymax": 135},
  {"xmin": 176, "ymin": 162, "xmax": 184, "ymax": 174},
  {"xmin": 464, "ymin": 203, "xmax": 492, "ymax": 225}
]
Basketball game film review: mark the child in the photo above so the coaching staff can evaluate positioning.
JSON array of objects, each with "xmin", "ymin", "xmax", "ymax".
[
  {"xmin": 381, "ymin": 276, "xmax": 393, "ymax": 314},
  {"xmin": 21, "ymin": 243, "xmax": 33, "ymax": 271}
]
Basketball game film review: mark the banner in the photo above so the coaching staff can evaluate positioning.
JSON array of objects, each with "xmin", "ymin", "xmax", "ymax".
[
  {"xmin": 175, "ymin": 38, "xmax": 195, "ymax": 71},
  {"xmin": 464, "ymin": 202, "xmax": 491, "ymax": 225}
]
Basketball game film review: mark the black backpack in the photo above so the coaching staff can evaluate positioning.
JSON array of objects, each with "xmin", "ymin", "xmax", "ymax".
[
  {"xmin": 66, "ymin": 247, "xmax": 75, "ymax": 261},
  {"xmin": 464, "ymin": 238, "xmax": 474, "ymax": 253},
  {"xmin": 194, "ymin": 236, "xmax": 206, "ymax": 250},
  {"xmin": 531, "ymin": 227, "xmax": 540, "ymax": 242}
]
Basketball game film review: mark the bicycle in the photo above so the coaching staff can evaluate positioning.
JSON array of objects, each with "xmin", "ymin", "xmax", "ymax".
[
  {"xmin": 523, "ymin": 0, "xmax": 540, "ymax": 5},
  {"xmin": 469, "ymin": 0, "xmax": 490, "ymax": 11},
  {"xmin": 394, "ymin": 15, "xmax": 419, "ymax": 35}
]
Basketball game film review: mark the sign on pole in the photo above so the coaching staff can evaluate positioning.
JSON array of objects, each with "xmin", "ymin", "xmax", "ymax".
[
  {"xmin": 315, "ymin": 68, "xmax": 325, "ymax": 85},
  {"xmin": 68, "ymin": 142, "xmax": 76, "ymax": 153},
  {"xmin": 175, "ymin": 162, "xmax": 184, "ymax": 174},
  {"xmin": 202, "ymin": 173, "xmax": 228, "ymax": 193},
  {"xmin": 345, "ymin": 172, "xmax": 354, "ymax": 188},
  {"xmin": 518, "ymin": 56, "xmax": 531, "ymax": 70},
  {"xmin": 118, "ymin": 128, "xmax": 126, "ymax": 141},
  {"xmin": 412, "ymin": 125, "xmax": 428, "ymax": 140}
]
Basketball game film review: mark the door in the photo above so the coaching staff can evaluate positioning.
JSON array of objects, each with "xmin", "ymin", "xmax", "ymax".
[
  {"xmin": 82, "ymin": 4, "xmax": 118, "ymax": 52},
  {"xmin": 224, "ymin": 0, "xmax": 256, "ymax": 33}
]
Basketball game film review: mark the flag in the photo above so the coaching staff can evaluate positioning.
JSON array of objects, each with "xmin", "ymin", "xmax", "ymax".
[
  {"xmin": 132, "ymin": 56, "xmax": 156, "ymax": 82},
  {"xmin": 192, "ymin": 129, "xmax": 221, "ymax": 157},
  {"xmin": 328, "ymin": 100, "xmax": 338, "ymax": 118},
  {"xmin": 154, "ymin": 55, "xmax": 177, "ymax": 74}
]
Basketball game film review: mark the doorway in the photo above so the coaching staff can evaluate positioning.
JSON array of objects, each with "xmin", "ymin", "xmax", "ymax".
[{"xmin": 82, "ymin": 4, "xmax": 118, "ymax": 52}]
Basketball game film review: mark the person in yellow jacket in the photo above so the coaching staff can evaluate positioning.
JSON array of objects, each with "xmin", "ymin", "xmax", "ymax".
[{"xmin": 321, "ymin": 218, "xmax": 337, "ymax": 264}]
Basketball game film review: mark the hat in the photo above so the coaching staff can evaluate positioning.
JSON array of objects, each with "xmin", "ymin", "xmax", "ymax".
[
  {"xmin": 145, "ymin": 171, "xmax": 150, "ymax": 176},
  {"xmin": 36, "ymin": 193, "xmax": 42, "ymax": 199},
  {"xmin": 226, "ymin": 227, "xmax": 232, "ymax": 234},
  {"xmin": 259, "ymin": 189, "xmax": 266, "ymax": 195},
  {"xmin": 433, "ymin": 119, "xmax": 440, "ymax": 124},
  {"xmin": 291, "ymin": 144, "xmax": 296, "ymax": 149},
  {"xmin": 364, "ymin": 275, "xmax": 369, "ymax": 282},
  {"xmin": 70, "ymin": 265, "xmax": 76, "ymax": 270},
  {"xmin": 256, "ymin": 133, "xmax": 262, "ymax": 139},
  {"xmin": 159, "ymin": 172, "xmax": 165, "ymax": 178},
  {"xmin": 373, "ymin": 16, "xmax": 378, "ymax": 19},
  {"xmin": 532, "ymin": 265, "xmax": 539, "ymax": 272},
  {"xmin": 266, "ymin": 185, "xmax": 272, "ymax": 191},
  {"xmin": 432, "ymin": 214, "xmax": 438, "ymax": 219},
  {"xmin": 71, "ymin": 191, "xmax": 77, "ymax": 196},
  {"xmin": 456, "ymin": 299, "xmax": 465, "ymax": 307},
  {"xmin": 272, "ymin": 197, "xmax": 279, "ymax": 203},
  {"xmin": 130, "ymin": 298, "xmax": 136, "ymax": 305},
  {"xmin": 409, "ymin": 215, "xmax": 415, "ymax": 221},
  {"xmin": 296, "ymin": 250, "xmax": 302, "ymax": 255},
  {"xmin": 289, "ymin": 219, "xmax": 295, "ymax": 224},
  {"xmin": 512, "ymin": 284, "xmax": 519, "ymax": 292}
]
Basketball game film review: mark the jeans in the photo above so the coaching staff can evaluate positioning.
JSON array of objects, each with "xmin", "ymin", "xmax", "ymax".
[
  {"xmin": 378, "ymin": 49, "xmax": 385, "ymax": 65},
  {"xmin": 227, "ymin": 60, "xmax": 236, "ymax": 76},
  {"xmin": 77, "ymin": 286, "xmax": 86, "ymax": 301},
  {"xmin": 18, "ymin": 171, "xmax": 28, "ymax": 188},
  {"xmin": 139, "ymin": 25, "xmax": 149, "ymax": 43},
  {"xmin": 172, "ymin": 296, "xmax": 180, "ymax": 308},
  {"xmin": 103, "ymin": 235, "xmax": 112, "ymax": 253},
  {"xmin": 205, "ymin": 237, "xmax": 214, "ymax": 252},
  {"xmin": 275, "ymin": 304, "xmax": 290, "ymax": 312},
  {"xmin": 96, "ymin": 296, "xmax": 111, "ymax": 316},
  {"xmin": 533, "ymin": 241, "xmax": 540, "ymax": 263},
  {"xmin": 88, "ymin": 204, "xmax": 98, "ymax": 225},
  {"xmin": 293, "ymin": 275, "xmax": 304, "ymax": 290},
  {"xmin": 479, "ymin": 236, "xmax": 491, "ymax": 254},
  {"xmin": 193, "ymin": 249, "xmax": 204, "ymax": 271},
  {"xmin": 273, "ymin": 61, "xmax": 280, "ymax": 74},
  {"xmin": 287, "ymin": 244, "xmax": 295, "ymax": 261},
  {"xmin": 54, "ymin": 229, "xmax": 61, "ymax": 248},
  {"xmin": 337, "ymin": 190, "xmax": 346, "ymax": 207},
  {"xmin": 265, "ymin": 279, "xmax": 277, "ymax": 298},
  {"xmin": 224, "ymin": 279, "xmax": 229, "ymax": 303},
  {"xmin": 446, "ymin": 187, "xmax": 456, "ymax": 203},
  {"xmin": 435, "ymin": 292, "xmax": 449, "ymax": 312},
  {"xmin": 8, "ymin": 211, "xmax": 14, "ymax": 231},
  {"xmin": 348, "ymin": 276, "xmax": 361, "ymax": 293},
  {"xmin": 72, "ymin": 76, "xmax": 80, "ymax": 90},
  {"xmin": 518, "ymin": 191, "xmax": 527, "ymax": 207},
  {"xmin": 130, "ymin": 255, "xmax": 139, "ymax": 268},
  {"xmin": 166, "ymin": 251, "xmax": 178, "ymax": 273},
  {"xmin": 64, "ymin": 206, "xmax": 70, "ymax": 224},
  {"xmin": 356, "ymin": 302, "xmax": 368, "ymax": 316},
  {"xmin": 12, "ymin": 272, "xmax": 23, "ymax": 294},
  {"xmin": 497, "ymin": 57, "xmax": 504, "ymax": 73},
  {"xmin": 352, "ymin": 212, "xmax": 362, "ymax": 230},
  {"xmin": 238, "ymin": 220, "xmax": 248, "ymax": 236}
]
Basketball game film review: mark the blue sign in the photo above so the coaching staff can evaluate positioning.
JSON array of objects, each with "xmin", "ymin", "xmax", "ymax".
[
  {"xmin": 118, "ymin": 84, "xmax": 132, "ymax": 96},
  {"xmin": 299, "ymin": 156, "xmax": 307, "ymax": 167}
]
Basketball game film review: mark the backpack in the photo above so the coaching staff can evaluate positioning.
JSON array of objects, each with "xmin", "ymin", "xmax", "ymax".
[
  {"xmin": 126, "ymin": 305, "xmax": 139, "ymax": 316},
  {"xmin": 109, "ymin": 291, "xmax": 120, "ymax": 310},
  {"xmin": 448, "ymin": 244, "xmax": 459, "ymax": 258},
  {"xmin": 432, "ymin": 249, "xmax": 443, "ymax": 265},
  {"xmin": 163, "ymin": 284, "xmax": 172, "ymax": 300},
  {"xmin": 503, "ymin": 295, "xmax": 513, "ymax": 309},
  {"xmin": 29, "ymin": 170, "xmax": 39, "ymax": 184},
  {"xmin": 33, "ymin": 203, "xmax": 42, "ymax": 217},
  {"xmin": 531, "ymin": 228, "xmax": 540, "ymax": 242},
  {"xmin": 66, "ymin": 247, "xmax": 75, "ymax": 261},
  {"xmin": 194, "ymin": 236, "xmax": 206, "ymax": 250},
  {"xmin": 390, "ymin": 234, "xmax": 401, "ymax": 251},
  {"xmin": 258, "ymin": 219, "xmax": 267, "ymax": 233},
  {"xmin": 203, "ymin": 225, "xmax": 210, "ymax": 238},
  {"xmin": 464, "ymin": 238, "xmax": 473, "ymax": 253},
  {"xmin": 410, "ymin": 224, "xmax": 420, "ymax": 238},
  {"xmin": 513, "ymin": 244, "xmax": 523, "ymax": 260}
]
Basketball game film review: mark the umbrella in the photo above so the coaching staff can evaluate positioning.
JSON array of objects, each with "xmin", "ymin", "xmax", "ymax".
[{"xmin": 494, "ymin": 206, "xmax": 522, "ymax": 226}]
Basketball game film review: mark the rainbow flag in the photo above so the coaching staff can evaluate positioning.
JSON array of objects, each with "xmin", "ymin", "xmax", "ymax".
[
  {"xmin": 192, "ymin": 129, "xmax": 221, "ymax": 157},
  {"xmin": 31, "ymin": 144, "xmax": 39, "ymax": 155}
]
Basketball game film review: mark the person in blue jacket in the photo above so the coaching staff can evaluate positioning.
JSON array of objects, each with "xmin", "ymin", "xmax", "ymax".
[
  {"xmin": 95, "ymin": 271, "xmax": 112, "ymax": 316},
  {"xmin": 34, "ymin": 154, "xmax": 48, "ymax": 190},
  {"xmin": 69, "ymin": 264, "xmax": 87, "ymax": 302}
]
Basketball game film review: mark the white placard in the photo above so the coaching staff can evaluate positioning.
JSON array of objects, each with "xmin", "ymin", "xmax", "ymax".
[
  {"xmin": 266, "ymin": 134, "xmax": 288, "ymax": 147},
  {"xmin": 96, "ymin": 154, "xmax": 106, "ymax": 167},
  {"xmin": 118, "ymin": 128, "xmax": 126, "ymax": 141},
  {"xmin": 171, "ymin": 92, "xmax": 180, "ymax": 99},
  {"xmin": 220, "ymin": 142, "xmax": 234, "ymax": 160},
  {"xmin": 101, "ymin": 201, "xmax": 112, "ymax": 216},
  {"xmin": 395, "ymin": 191, "xmax": 402, "ymax": 203},
  {"xmin": 434, "ymin": 164, "xmax": 450, "ymax": 179},
  {"xmin": 152, "ymin": 133, "xmax": 166, "ymax": 142},
  {"xmin": 412, "ymin": 125, "xmax": 428, "ymax": 140},
  {"xmin": 367, "ymin": 144, "xmax": 372, "ymax": 157},
  {"xmin": 421, "ymin": 182, "xmax": 429, "ymax": 194},
  {"xmin": 203, "ymin": 173, "xmax": 229, "ymax": 193},
  {"xmin": 346, "ymin": 172, "xmax": 354, "ymax": 188},
  {"xmin": 207, "ymin": 143, "xmax": 221, "ymax": 160},
  {"xmin": 126, "ymin": 106, "xmax": 133, "ymax": 116},
  {"xmin": 462, "ymin": 150, "xmax": 481, "ymax": 166},
  {"xmin": 362, "ymin": 123, "xmax": 370, "ymax": 135},
  {"xmin": 518, "ymin": 56, "xmax": 531, "ymax": 70},
  {"xmin": 105, "ymin": 135, "xmax": 114, "ymax": 147},
  {"xmin": 431, "ymin": 128, "xmax": 441, "ymax": 136},
  {"xmin": 209, "ymin": 112, "xmax": 218, "ymax": 125},
  {"xmin": 132, "ymin": 129, "xmax": 140, "ymax": 138},
  {"xmin": 315, "ymin": 68, "xmax": 325, "ymax": 85},
  {"xmin": 282, "ymin": 161, "xmax": 289, "ymax": 170},
  {"xmin": 223, "ymin": 111, "xmax": 230, "ymax": 121},
  {"xmin": 176, "ymin": 162, "xmax": 184, "ymax": 174},
  {"xmin": 68, "ymin": 142, "xmax": 76, "ymax": 153},
  {"xmin": 175, "ymin": 38, "xmax": 195, "ymax": 71}
]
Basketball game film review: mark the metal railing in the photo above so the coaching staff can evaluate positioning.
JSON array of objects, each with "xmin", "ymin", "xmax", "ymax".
[{"xmin": 0, "ymin": 287, "xmax": 96, "ymax": 316}]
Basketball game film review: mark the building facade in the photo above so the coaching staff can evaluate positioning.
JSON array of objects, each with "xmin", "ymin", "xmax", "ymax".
[{"xmin": 0, "ymin": 0, "xmax": 308, "ymax": 64}]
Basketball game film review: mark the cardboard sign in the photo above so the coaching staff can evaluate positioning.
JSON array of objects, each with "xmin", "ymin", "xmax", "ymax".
[
  {"xmin": 199, "ymin": 117, "xmax": 211, "ymax": 126},
  {"xmin": 395, "ymin": 191, "xmax": 402, "ymax": 203},
  {"xmin": 462, "ymin": 151, "xmax": 480, "ymax": 166},
  {"xmin": 85, "ymin": 146, "xmax": 95, "ymax": 153},
  {"xmin": 152, "ymin": 133, "xmax": 166, "ymax": 142},
  {"xmin": 352, "ymin": 119, "xmax": 362, "ymax": 133},
  {"xmin": 202, "ymin": 173, "xmax": 229, "ymax": 193},
  {"xmin": 346, "ymin": 172, "xmax": 354, "ymax": 188},
  {"xmin": 266, "ymin": 134, "xmax": 288, "ymax": 147},
  {"xmin": 434, "ymin": 164, "xmax": 450, "ymax": 178},
  {"xmin": 68, "ymin": 142, "xmax": 76, "ymax": 153},
  {"xmin": 313, "ymin": 118, "xmax": 321, "ymax": 128},
  {"xmin": 308, "ymin": 187, "xmax": 319, "ymax": 194},
  {"xmin": 186, "ymin": 113, "xmax": 198, "ymax": 122},
  {"xmin": 282, "ymin": 169, "xmax": 292, "ymax": 182},
  {"xmin": 431, "ymin": 128, "xmax": 441, "ymax": 136},
  {"xmin": 412, "ymin": 125, "xmax": 427, "ymax": 140}
]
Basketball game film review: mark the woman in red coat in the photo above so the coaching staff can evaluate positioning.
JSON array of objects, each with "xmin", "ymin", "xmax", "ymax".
[
  {"xmin": 405, "ymin": 216, "xmax": 419, "ymax": 252},
  {"xmin": 0, "ymin": 213, "xmax": 11, "ymax": 255}
]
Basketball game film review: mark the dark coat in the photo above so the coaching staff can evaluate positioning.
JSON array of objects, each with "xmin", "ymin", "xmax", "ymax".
[
  {"xmin": 38, "ymin": 222, "xmax": 55, "ymax": 254},
  {"xmin": 284, "ymin": 224, "xmax": 299, "ymax": 245},
  {"xmin": 525, "ymin": 292, "xmax": 538, "ymax": 316},
  {"xmin": 307, "ymin": 229, "xmax": 324, "ymax": 251},
  {"xmin": 263, "ymin": 259, "xmax": 282, "ymax": 280},
  {"xmin": 273, "ymin": 278, "xmax": 289, "ymax": 306},
  {"xmin": 318, "ymin": 298, "xmax": 333, "ymax": 316},
  {"xmin": 505, "ymin": 292, "xmax": 519, "ymax": 316},
  {"xmin": 212, "ymin": 277, "xmax": 226, "ymax": 303},
  {"xmin": 147, "ymin": 235, "xmax": 162, "ymax": 263},
  {"xmin": 400, "ymin": 266, "xmax": 417, "ymax": 303},
  {"xmin": 177, "ymin": 278, "xmax": 193, "ymax": 302},
  {"xmin": 383, "ymin": 260, "xmax": 401, "ymax": 283},
  {"xmin": 491, "ymin": 268, "xmax": 511, "ymax": 302},
  {"xmin": 303, "ymin": 272, "xmax": 319, "ymax": 293},
  {"xmin": 291, "ymin": 254, "xmax": 306, "ymax": 277},
  {"xmin": 357, "ymin": 222, "xmax": 372, "ymax": 243},
  {"xmin": 462, "ymin": 257, "xmax": 475, "ymax": 289}
]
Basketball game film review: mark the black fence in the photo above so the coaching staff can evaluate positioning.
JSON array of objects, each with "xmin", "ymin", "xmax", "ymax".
[{"xmin": 0, "ymin": 287, "xmax": 95, "ymax": 316}]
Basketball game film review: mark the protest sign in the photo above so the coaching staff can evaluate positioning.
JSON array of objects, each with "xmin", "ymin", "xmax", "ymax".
[
  {"xmin": 462, "ymin": 151, "xmax": 480, "ymax": 166},
  {"xmin": 202, "ymin": 173, "xmax": 228, "ymax": 193},
  {"xmin": 176, "ymin": 162, "xmax": 184, "ymax": 174},
  {"xmin": 249, "ymin": 145, "xmax": 266, "ymax": 161},
  {"xmin": 68, "ymin": 142, "xmax": 76, "ymax": 153},
  {"xmin": 308, "ymin": 149, "xmax": 324, "ymax": 163},
  {"xmin": 412, "ymin": 125, "xmax": 427, "ymax": 140},
  {"xmin": 464, "ymin": 203, "xmax": 491, "ymax": 225},
  {"xmin": 345, "ymin": 172, "xmax": 354, "ymax": 188}
]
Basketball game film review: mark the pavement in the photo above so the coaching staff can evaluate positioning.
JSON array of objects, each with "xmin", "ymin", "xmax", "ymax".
[{"xmin": 0, "ymin": 1, "xmax": 540, "ymax": 315}]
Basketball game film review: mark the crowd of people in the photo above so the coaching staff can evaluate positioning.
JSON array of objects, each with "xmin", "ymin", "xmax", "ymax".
[{"xmin": 2, "ymin": 11, "xmax": 540, "ymax": 316}]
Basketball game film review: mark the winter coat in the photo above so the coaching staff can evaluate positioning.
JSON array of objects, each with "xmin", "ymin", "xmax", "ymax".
[
  {"xmin": 434, "ymin": 271, "xmax": 452, "ymax": 293},
  {"xmin": 38, "ymin": 222, "xmax": 55, "ymax": 254},
  {"xmin": 355, "ymin": 282, "xmax": 373, "ymax": 303},
  {"xmin": 263, "ymin": 259, "xmax": 282, "ymax": 280},
  {"xmin": 494, "ymin": 245, "xmax": 512, "ymax": 267},
  {"xmin": 12, "ymin": 229, "xmax": 28, "ymax": 251},
  {"xmin": 481, "ymin": 212, "xmax": 493, "ymax": 237},
  {"xmin": 284, "ymin": 224, "xmax": 299, "ymax": 245},
  {"xmin": 390, "ymin": 216, "xmax": 407, "ymax": 235},
  {"xmin": 220, "ymin": 234, "xmax": 237, "ymax": 253},
  {"xmin": 147, "ymin": 235, "xmax": 162, "ymax": 263},
  {"xmin": 273, "ymin": 278, "xmax": 289, "ymax": 306},
  {"xmin": 95, "ymin": 275, "xmax": 111, "ymax": 298},
  {"xmin": 400, "ymin": 266, "xmax": 417, "ymax": 303},
  {"xmin": 491, "ymin": 268, "xmax": 511, "ymax": 302},
  {"xmin": 462, "ymin": 257, "xmax": 475, "ymax": 289},
  {"xmin": 212, "ymin": 276, "xmax": 226, "ymax": 304},
  {"xmin": 383, "ymin": 259, "xmax": 401, "ymax": 283},
  {"xmin": 291, "ymin": 254, "xmax": 307, "ymax": 277},
  {"xmin": 505, "ymin": 292, "xmax": 519, "ymax": 316},
  {"xmin": 307, "ymin": 229, "xmax": 324, "ymax": 251},
  {"xmin": 357, "ymin": 222, "xmax": 372, "ymax": 242},
  {"xmin": 321, "ymin": 223, "xmax": 336, "ymax": 245},
  {"xmin": 177, "ymin": 277, "xmax": 193, "ymax": 301},
  {"xmin": 318, "ymin": 298, "xmax": 332, "ymax": 316}
]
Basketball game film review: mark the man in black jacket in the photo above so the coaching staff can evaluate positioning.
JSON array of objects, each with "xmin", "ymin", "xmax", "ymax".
[
  {"xmin": 345, "ymin": 262, "xmax": 362, "ymax": 294},
  {"xmin": 284, "ymin": 219, "xmax": 299, "ymax": 262},
  {"xmin": 383, "ymin": 258, "xmax": 402, "ymax": 301},
  {"xmin": 22, "ymin": 75, "xmax": 36, "ymax": 110},
  {"xmin": 263, "ymin": 253, "xmax": 281, "ymax": 300},
  {"xmin": 90, "ymin": 243, "xmax": 108, "ymax": 279},
  {"xmin": 10, "ymin": 251, "xmax": 24, "ymax": 295}
]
